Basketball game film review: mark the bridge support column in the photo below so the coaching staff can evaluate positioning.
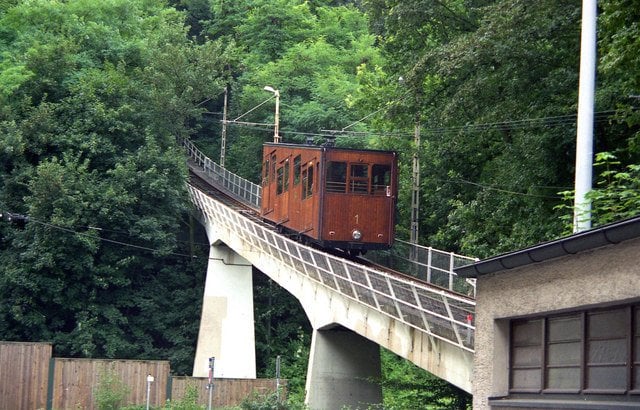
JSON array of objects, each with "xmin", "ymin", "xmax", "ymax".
[
  {"xmin": 192, "ymin": 243, "xmax": 256, "ymax": 379},
  {"xmin": 305, "ymin": 327, "xmax": 382, "ymax": 410}
]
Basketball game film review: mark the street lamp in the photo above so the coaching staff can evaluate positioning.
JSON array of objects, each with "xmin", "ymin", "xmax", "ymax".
[{"xmin": 264, "ymin": 86, "xmax": 280, "ymax": 143}]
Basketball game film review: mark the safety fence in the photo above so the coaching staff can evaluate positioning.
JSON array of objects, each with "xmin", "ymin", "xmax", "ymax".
[
  {"xmin": 366, "ymin": 239, "xmax": 477, "ymax": 298},
  {"xmin": 181, "ymin": 137, "xmax": 261, "ymax": 210}
]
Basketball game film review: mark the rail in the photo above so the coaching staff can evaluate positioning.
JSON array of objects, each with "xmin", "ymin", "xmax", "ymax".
[
  {"xmin": 188, "ymin": 184, "xmax": 475, "ymax": 352},
  {"xmin": 366, "ymin": 240, "xmax": 477, "ymax": 298}
]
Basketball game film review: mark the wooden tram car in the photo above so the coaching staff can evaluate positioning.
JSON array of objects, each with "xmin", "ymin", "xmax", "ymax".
[{"xmin": 261, "ymin": 142, "xmax": 398, "ymax": 253}]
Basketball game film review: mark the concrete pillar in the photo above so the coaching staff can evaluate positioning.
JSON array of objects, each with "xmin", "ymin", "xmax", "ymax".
[
  {"xmin": 192, "ymin": 243, "xmax": 256, "ymax": 378},
  {"xmin": 305, "ymin": 327, "xmax": 382, "ymax": 410}
]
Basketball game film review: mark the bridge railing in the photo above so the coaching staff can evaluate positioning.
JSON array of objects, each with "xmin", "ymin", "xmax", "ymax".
[
  {"xmin": 188, "ymin": 185, "xmax": 476, "ymax": 352},
  {"xmin": 365, "ymin": 240, "xmax": 478, "ymax": 298},
  {"xmin": 180, "ymin": 138, "xmax": 261, "ymax": 210}
]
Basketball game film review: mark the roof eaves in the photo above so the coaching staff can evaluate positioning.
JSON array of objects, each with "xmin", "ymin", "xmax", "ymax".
[{"xmin": 455, "ymin": 215, "xmax": 640, "ymax": 278}]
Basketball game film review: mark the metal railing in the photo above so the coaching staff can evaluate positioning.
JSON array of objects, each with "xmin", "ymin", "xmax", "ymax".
[
  {"xmin": 181, "ymin": 138, "xmax": 261, "ymax": 210},
  {"xmin": 366, "ymin": 239, "xmax": 478, "ymax": 298},
  {"xmin": 188, "ymin": 185, "xmax": 476, "ymax": 352}
]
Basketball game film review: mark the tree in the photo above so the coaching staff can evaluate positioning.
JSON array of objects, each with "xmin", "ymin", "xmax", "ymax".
[
  {"xmin": 222, "ymin": 2, "xmax": 384, "ymax": 181},
  {"xmin": 354, "ymin": 0, "xmax": 586, "ymax": 256},
  {"xmin": 599, "ymin": 0, "xmax": 640, "ymax": 157},
  {"xmin": 253, "ymin": 271, "xmax": 311, "ymax": 402},
  {"xmin": 381, "ymin": 349, "xmax": 471, "ymax": 409},
  {"xmin": 0, "ymin": 0, "xmax": 229, "ymax": 372}
]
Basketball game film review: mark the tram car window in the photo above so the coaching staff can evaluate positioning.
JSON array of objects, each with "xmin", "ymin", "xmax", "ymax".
[{"xmin": 261, "ymin": 142, "xmax": 398, "ymax": 253}]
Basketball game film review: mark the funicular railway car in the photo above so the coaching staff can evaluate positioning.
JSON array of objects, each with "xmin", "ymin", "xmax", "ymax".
[{"xmin": 261, "ymin": 142, "xmax": 398, "ymax": 253}]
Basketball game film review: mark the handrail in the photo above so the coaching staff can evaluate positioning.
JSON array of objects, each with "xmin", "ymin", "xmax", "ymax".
[
  {"xmin": 180, "ymin": 137, "xmax": 261, "ymax": 210},
  {"xmin": 365, "ymin": 239, "xmax": 478, "ymax": 298}
]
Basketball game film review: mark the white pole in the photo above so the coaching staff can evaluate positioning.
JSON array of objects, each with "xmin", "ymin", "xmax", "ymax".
[
  {"xmin": 573, "ymin": 0, "xmax": 597, "ymax": 233},
  {"xmin": 145, "ymin": 374, "xmax": 154, "ymax": 410},
  {"xmin": 221, "ymin": 86, "xmax": 228, "ymax": 168},
  {"xmin": 275, "ymin": 355, "xmax": 281, "ymax": 402},
  {"xmin": 207, "ymin": 357, "xmax": 215, "ymax": 410}
]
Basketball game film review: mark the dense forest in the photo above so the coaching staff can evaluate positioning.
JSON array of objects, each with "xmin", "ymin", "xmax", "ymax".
[{"xmin": 1, "ymin": 0, "xmax": 638, "ymax": 407}]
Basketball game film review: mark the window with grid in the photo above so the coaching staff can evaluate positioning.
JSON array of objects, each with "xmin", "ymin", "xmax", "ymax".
[
  {"xmin": 326, "ymin": 161, "xmax": 346, "ymax": 193},
  {"xmin": 293, "ymin": 155, "xmax": 301, "ymax": 185},
  {"xmin": 349, "ymin": 163, "xmax": 369, "ymax": 193},
  {"xmin": 510, "ymin": 304, "xmax": 640, "ymax": 398},
  {"xmin": 302, "ymin": 164, "xmax": 313, "ymax": 199}
]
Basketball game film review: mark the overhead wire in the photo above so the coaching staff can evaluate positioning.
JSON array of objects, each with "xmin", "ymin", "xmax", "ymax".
[
  {"xmin": 224, "ymin": 108, "xmax": 620, "ymax": 140},
  {"xmin": 434, "ymin": 178, "xmax": 564, "ymax": 199},
  {"xmin": 2, "ymin": 214, "xmax": 249, "ymax": 265}
]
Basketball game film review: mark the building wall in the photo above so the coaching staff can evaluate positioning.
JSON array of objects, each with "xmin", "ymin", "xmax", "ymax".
[{"xmin": 473, "ymin": 237, "xmax": 640, "ymax": 410}]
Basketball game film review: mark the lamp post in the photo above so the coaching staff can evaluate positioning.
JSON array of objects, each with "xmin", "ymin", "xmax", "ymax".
[{"xmin": 264, "ymin": 86, "xmax": 280, "ymax": 143}]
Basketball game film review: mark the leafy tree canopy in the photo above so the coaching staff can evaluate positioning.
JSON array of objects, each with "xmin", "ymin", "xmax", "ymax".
[{"xmin": 0, "ymin": 0, "xmax": 233, "ymax": 373}]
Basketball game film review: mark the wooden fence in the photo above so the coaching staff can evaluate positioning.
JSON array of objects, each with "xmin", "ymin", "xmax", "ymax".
[
  {"xmin": 50, "ymin": 358, "xmax": 171, "ymax": 409},
  {"xmin": 171, "ymin": 376, "xmax": 285, "ymax": 407},
  {"xmin": 0, "ymin": 341, "xmax": 52, "ymax": 410},
  {"xmin": 0, "ymin": 341, "xmax": 282, "ymax": 409}
]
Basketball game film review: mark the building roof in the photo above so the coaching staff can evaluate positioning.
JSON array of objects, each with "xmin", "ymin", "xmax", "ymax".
[{"xmin": 455, "ymin": 215, "xmax": 640, "ymax": 278}]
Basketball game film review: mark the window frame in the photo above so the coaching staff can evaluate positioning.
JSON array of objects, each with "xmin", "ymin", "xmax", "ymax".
[
  {"xmin": 509, "ymin": 304, "xmax": 640, "ymax": 399},
  {"xmin": 302, "ymin": 162, "xmax": 314, "ymax": 200}
]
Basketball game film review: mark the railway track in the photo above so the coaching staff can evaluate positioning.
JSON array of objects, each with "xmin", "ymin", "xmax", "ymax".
[{"xmin": 188, "ymin": 170, "xmax": 473, "ymax": 302}]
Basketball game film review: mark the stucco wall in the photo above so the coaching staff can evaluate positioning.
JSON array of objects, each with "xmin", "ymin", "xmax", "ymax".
[{"xmin": 472, "ymin": 237, "xmax": 640, "ymax": 410}]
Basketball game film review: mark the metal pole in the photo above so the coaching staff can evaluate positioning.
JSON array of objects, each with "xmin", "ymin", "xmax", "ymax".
[
  {"xmin": 207, "ymin": 357, "xmax": 215, "ymax": 410},
  {"xmin": 573, "ymin": 0, "xmax": 597, "ymax": 232},
  {"xmin": 410, "ymin": 120, "xmax": 420, "ymax": 246},
  {"xmin": 221, "ymin": 86, "xmax": 228, "ymax": 168},
  {"xmin": 275, "ymin": 355, "xmax": 281, "ymax": 402},
  {"xmin": 146, "ymin": 374, "xmax": 154, "ymax": 410}
]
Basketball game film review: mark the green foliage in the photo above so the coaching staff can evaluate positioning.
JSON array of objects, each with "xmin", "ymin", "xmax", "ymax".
[
  {"xmin": 0, "ymin": 0, "xmax": 215, "ymax": 372},
  {"xmin": 354, "ymin": 0, "xmax": 593, "ymax": 256},
  {"xmin": 557, "ymin": 152, "xmax": 640, "ymax": 232},
  {"xmin": 380, "ymin": 350, "xmax": 471, "ymax": 410},
  {"xmin": 253, "ymin": 272, "xmax": 310, "ymax": 403},
  {"xmin": 599, "ymin": 0, "xmax": 640, "ymax": 154},
  {"xmin": 94, "ymin": 367, "xmax": 131, "ymax": 410},
  {"xmin": 2, "ymin": 0, "xmax": 639, "ymax": 408},
  {"xmin": 218, "ymin": 1, "xmax": 384, "ymax": 181},
  {"xmin": 240, "ymin": 391, "xmax": 306, "ymax": 410},
  {"xmin": 163, "ymin": 383, "xmax": 203, "ymax": 410}
]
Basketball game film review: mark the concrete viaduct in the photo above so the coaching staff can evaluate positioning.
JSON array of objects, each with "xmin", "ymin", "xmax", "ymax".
[{"xmin": 181, "ymin": 139, "xmax": 476, "ymax": 409}]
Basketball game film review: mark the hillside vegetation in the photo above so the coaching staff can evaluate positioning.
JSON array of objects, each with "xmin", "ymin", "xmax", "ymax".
[{"xmin": 1, "ymin": 0, "xmax": 638, "ymax": 407}]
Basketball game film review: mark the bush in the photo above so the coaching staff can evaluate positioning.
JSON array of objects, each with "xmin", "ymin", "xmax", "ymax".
[
  {"xmin": 240, "ymin": 391, "xmax": 306, "ymax": 410},
  {"xmin": 94, "ymin": 368, "xmax": 130, "ymax": 410}
]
